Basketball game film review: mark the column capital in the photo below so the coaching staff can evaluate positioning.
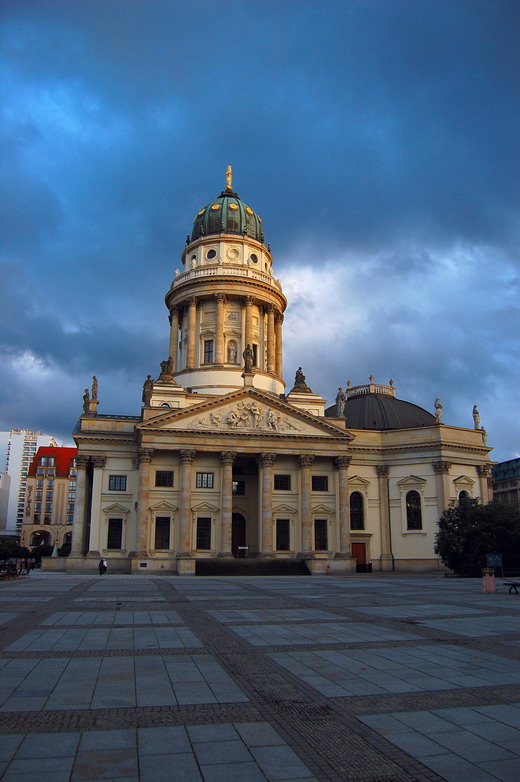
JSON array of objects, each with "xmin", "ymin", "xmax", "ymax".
[
  {"xmin": 275, "ymin": 313, "xmax": 284, "ymax": 324},
  {"xmin": 180, "ymin": 449, "xmax": 196, "ymax": 464},
  {"xmin": 215, "ymin": 293, "xmax": 227, "ymax": 304},
  {"xmin": 258, "ymin": 452, "xmax": 276, "ymax": 468},
  {"xmin": 297, "ymin": 454, "xmax": 315, "ymax": 469},
  {"xmin": 243, "ymin": 295, "xmax": 254, "ymax": 306},
  {"xmin": 188, "ymin": 296, "xmax": 197, "ymax": 307},
  {"xmin": 91, "ymin": 456, "xmax": 106, "ymax": 469},
  {"xmin": 433, "ymin": 461, "xmax": 452, "ymax": 474},
  {"xmin": 477, "ymin": 464, "xmax": 491, "ymax": 477},
  {"xmin": 138, "ymin": 448, "xmax": 154, "ymax": 464},
  {"xmin": 376, "ymin": 464, "xmax": 389, "ymax": 477},
  {"xmin": 266, "ymin": 303, "xmax": 275, "ymax": 313},
  {"xmin": 335, "ymin": 455, "xmax": 352, "ymax": 470},
  {"xmin": 76, "ymin": 455, "xmax": 90, "ymax": 470},
  {"xmin": 220, "ymin": 451, "xmax": 237, "ymax": 466}
]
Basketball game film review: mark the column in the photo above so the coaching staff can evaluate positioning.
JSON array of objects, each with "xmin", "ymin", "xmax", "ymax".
[
  {"xmin": 376, "ymin": 465, "xmax": 393, "ymax": 571},
  {"xmin": 178, "ymin": 449, "xmax": 196, "ymax": 556},
  {"xmin": 433, "ymin": 461, "xmax": 452, "ymax": 512},
  {"xmin": 477, "ymin": 464, "xmax": 491, "ymax": 503},
  {"xmin": 168, "ymin": 307, "xmax": 179, "ymax": 372},
  {"xmin": 70, "ymin": 455, "xmax": 90, "ymax": 556},
  {"xmin": 186, "ymin": 296, "xmax": 197, "ymax": 368},
  {"xmin": 298, "ymin": 455, "xmax": 315, "ymax": 555},
  {"xmin": 215, "ymin": 293, "xmax": 226, "ymax": 365},
  {"xmin": 275, "ymin": 313, "xmax": 283, "ymax": 378},
  {"xmin": 219, "ymin": 451, "xmax": 236, "ymax": 557},
  {"xmin": 244, "ymin": 296, "xmax": 253, "ymax": 351},
  {"xmin": 87, "ymin": 455, "xmax": 106, "ymax": 556},
  {"xmin": 258, "ymin": 453, "xmax": 276, "ymax": 556},
  {"xmin": 334, "ymin": 456, "xmax": 352, "ymax": 556},
  {"xmin": 136, "ymin": 448, "xmax": 154, "ymax": 555},
  {"xmin": 266, "ymin": 305, "xmax": 275, "ymax": 374}
]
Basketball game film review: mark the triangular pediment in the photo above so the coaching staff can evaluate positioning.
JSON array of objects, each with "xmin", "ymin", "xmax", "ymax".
[
  {"xmin": 192, "ymin": 501, "xmax": 219, "ymax": 513},
  {"xmin": 149, "ymin": 501, "xmax": 178, "ymax": 512},
  {"xmin": 349, "ymin": 475, "xmax": 371, "ymax": 488},
  {"xmin": 453, "ymin": 475, "xmax": 475, "ymax": 487},
  {"xmin": 137, "ymin": 387, "xmax": 354, "ymax": 440},
  {"xmin": 272, "ymin": 503, "xmax": 297, "ymax": 514},
  {"xmin": 102, "ymin": 503, "xmax": 129, "ymax": 515},
  {"xmin": 397, "ymin": 475, "xmax": 427, "ymax": 487},
  {"xmin": 312, "ymin": 502, "xmax": 335, "ymax": 514}
]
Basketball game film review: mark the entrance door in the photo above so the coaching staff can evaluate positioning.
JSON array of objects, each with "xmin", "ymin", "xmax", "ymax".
[
  {"xmin": 351, "ymin": 542, "xmax": 367, "ymax": 573},
  {"xmin": 232, "ymin": 513, "xmax": 246, "ymax": 557}
]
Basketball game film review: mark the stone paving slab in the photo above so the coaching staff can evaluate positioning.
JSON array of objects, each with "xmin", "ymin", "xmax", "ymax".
[
  {"xmin": 2, "ymin": 571, "xmax": 520, "ymax": 782},
  {"xmin": 40, "ymin": 610, "xmax": 184, "ymax": 626},
  {"xmin": 229, "ymin": 621, "xmax": 421, "ymax": 646},
  {"xmin": 359, "ymin": 702, "xmax": 520, "ymax": 782},
  {"xmin": 0, "ymin": 723, "xmax": 317, "ymax": 782},
  {"xmin": 6, "ymin": 626, "xmax": 202, "ymax": 651}
]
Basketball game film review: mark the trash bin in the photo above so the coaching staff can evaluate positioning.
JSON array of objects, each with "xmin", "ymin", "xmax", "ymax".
[{"xmin": 482, "ymin": 567, "xmax": 496, "ymax": 593}]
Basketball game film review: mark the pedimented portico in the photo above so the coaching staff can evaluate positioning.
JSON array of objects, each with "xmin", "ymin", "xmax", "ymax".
[{"xmin": 67, "ymin": 170, "xmax": 493, "ymax": 576}]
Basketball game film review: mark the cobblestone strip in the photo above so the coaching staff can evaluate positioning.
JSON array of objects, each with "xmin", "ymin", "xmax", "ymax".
[{"xmin": 155, "ymin": 579, "xmax": 445, "ymax": 782}]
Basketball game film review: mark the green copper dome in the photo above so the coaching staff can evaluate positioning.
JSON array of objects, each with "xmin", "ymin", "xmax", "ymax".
[{"xmin": 191, "ymin": 188, "xmax": 265, "ymax": 244}]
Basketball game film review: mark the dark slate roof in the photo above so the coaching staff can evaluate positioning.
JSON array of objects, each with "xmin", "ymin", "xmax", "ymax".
[
  {"xmin": 492, "ymin": 458, "xmax": 520, "ymax": 481},
  {"xmin": 325, "ymin": 393, "xmax": 436, "ymax": 430}
]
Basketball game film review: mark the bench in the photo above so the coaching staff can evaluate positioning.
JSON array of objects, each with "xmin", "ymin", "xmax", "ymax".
[{"xmin": 504, "ymin": 581, "xmax": 520, "ymax": 594}]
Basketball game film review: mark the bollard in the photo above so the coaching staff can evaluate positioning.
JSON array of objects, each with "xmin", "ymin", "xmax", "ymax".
[{"xmin": 482, "ymin": 567, "xmax": 496, "ymax": 593}]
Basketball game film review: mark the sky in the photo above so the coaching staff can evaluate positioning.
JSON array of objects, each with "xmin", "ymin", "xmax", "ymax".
[{"xmin": 1, "ymin": 0, "xmax": 519, "ymax": 463}]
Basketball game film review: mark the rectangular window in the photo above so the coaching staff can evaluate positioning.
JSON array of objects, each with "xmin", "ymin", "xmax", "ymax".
[
  {"xmin": 109, "ymin": 475, "xmax": 127, "ymax": 491},
  {"xmin": 276, "ymin": 519, "xmax": 290, "ymax": 551},
  {"xmin": 196, "ymin": 472, "xmax": 214, "ymax": 489},
  {"xmin": 274, "ymin": 474, "xmax": 291, "ymax": 491},
  {"xmin": 155, "ymin": 470, "xmax": 174, "ymax": 487},
  {"xmin": 314, "ymin": 519, "xmax": 328, "ymax": 550},
  {"xmin": 154, "ymin": 516, "xmax": 170, "ymax": 550},
  {"xmin": 252, "ymin": 343, "xmax": 258, "ymax": 366},
  {"xmin": 203, "ymin": 339, "xmax": 214, "ymax": 364},
  {"xmin": 312, "ymin": 475, "xmax": 328, "ymax": 492},
  {"xmin": 232, "ymin": 480, "xmax": 245, "ymax": 495},
  {"xmin": 107, "ymin": 518, "xmax": 123, "ymax": 549},
  {"xmin": 196, "ymin": 517, "xmax": 212, "ymax": 550}
]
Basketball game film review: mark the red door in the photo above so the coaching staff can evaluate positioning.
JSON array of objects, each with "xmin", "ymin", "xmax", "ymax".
[{"xmin": 351, "ymin": 542, "xmax": 366, "ymax": 572}]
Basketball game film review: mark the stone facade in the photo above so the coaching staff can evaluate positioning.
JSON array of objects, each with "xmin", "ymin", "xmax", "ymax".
[{"xmin": 66, "ymin": 174, "xmax": 493, "ymax": 575}]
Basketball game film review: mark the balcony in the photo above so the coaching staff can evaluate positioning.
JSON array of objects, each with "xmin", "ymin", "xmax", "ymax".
[{"xmin": 171, "ymin": 263, "xmax": 283, "ymax": 293}]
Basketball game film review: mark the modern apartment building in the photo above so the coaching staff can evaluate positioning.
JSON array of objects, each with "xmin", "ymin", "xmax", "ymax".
[{"xmin": 2, "ymin": 430, "xmax": 58, "ymax": 533}]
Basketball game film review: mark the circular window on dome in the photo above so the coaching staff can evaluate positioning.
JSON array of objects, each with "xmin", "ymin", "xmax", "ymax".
[
  {"xmin": 250, "ymin": 253, "xmax": 258, "ymax": 263},
  {"xmin": 206, "ymin": 249, "xmax": 217, "ymax": 259},
  {"xmin": 227, "ymin": 248, "xmax": 240, "ymax": 260},
  {"xmin": 246, "ymin": 207, "xmax": 253, "ymax": 215},
  {"xmin": 211, "ymin": 204, "xmax": 221, "ymax": 211},
  {"xmin": 228, "ymin": 203, "xmax": 238, "ymax": 211}
]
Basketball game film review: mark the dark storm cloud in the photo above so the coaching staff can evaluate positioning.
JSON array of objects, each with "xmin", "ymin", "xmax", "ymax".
[{"xmin": 0, "ymin": 0, "xmax": 518, "ymax": 458}]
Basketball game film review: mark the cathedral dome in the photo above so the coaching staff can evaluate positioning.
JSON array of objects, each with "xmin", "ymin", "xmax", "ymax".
[
  {"xmin": 191, "ymin": 189, "xmax": 265, "ymax": 244},
  {"xmin": 325, "ymin": 382, "xmax": 436, "ymax": 430}
]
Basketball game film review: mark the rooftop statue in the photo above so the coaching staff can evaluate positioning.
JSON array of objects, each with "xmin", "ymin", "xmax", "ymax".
[
  {"xmin": 92, "ymin": 375, "xmax": 98, "ymax": 400},
  {"xmin": 142, "ymin": 375, "xmax": 154, "ymax": 406},
  {"xmin": 226, "ymin": 165, "xmax": 233, "ymax": 191},
  {"xmin": 292, "ymin": 367, "xmax": 312, "ymax": 393},
  {"xmin": 473, "ymin": 405, "xmax": 481, "ymax": 430},
  {"xmin": 82, "ymin": 388, "xmax": 90, "ymax": 414},
  {"xmin": 336, "ymin": 387, "xmax": 346, "ymax": 417},
  {"xmin": 434, "ymin": 397, "xmax": 443, "ymax": 424}
]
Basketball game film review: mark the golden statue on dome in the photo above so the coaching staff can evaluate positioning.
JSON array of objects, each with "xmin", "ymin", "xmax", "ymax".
[{"xmin": 225, "ymin": 165, "xmax": 233, "ymax": 191}]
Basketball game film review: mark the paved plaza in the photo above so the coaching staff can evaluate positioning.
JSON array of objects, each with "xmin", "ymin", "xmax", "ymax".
[{"xmin": 0, "ymin": 573, "xmax": 520, "ymax": 781}]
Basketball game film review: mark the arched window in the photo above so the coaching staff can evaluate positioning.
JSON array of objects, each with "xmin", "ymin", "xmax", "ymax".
[
  {"xmin": 458, "ymin": 490, "xmax": 469, "ymax": 503},
  {"xmin": 30, "ymin": 530, "xmax": 50, "ymax": 547},
  {"xmin": 406, "ymin": 490, "xmax": 422, "ymax": 530},
  {"xmin": 350, "ymin": 492, "xmax": 364, "ymax": 530}
]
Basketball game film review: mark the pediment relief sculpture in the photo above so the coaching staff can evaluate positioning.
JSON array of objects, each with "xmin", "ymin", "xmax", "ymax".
[{"xmin": 188, "ymin": 400, "xmax": 301, "ymax": 433}]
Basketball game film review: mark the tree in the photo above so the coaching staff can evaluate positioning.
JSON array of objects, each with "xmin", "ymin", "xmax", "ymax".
[{"xmin": 435, "ymin": 498, "xmax": 520, "ymax": 574}]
